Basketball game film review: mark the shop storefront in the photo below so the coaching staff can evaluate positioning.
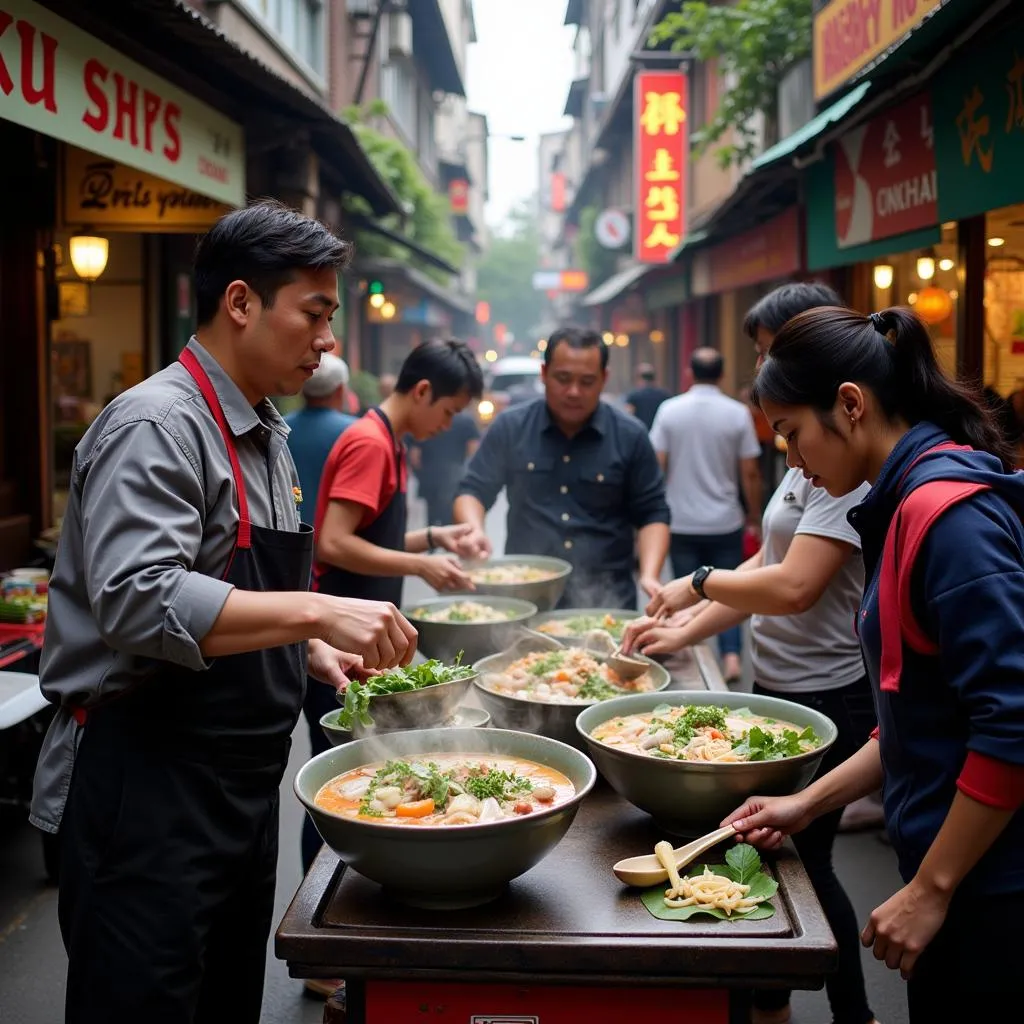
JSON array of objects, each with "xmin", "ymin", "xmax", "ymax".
[
  {"xmin": 690, "ymin": 206, "xmax": 803, "ymax": 395},
  {"xmin": 933, "ymin": 10, "xmax": 1024, "ymax": 396},
  {"xmin": 0, "ymin": 0, "xmax": 244, "ymax": 558}
]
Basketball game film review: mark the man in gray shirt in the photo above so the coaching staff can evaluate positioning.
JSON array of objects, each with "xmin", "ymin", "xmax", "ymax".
[
  {"xmin": 32, "ymin": 202, "xmax": 416, "ymax": 1023},
  {"xmin": 649, "ymin": 348, "xmax": 762, "ymax": 682}
]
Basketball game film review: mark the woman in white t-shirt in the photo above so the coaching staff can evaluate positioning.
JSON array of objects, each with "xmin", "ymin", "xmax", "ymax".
[{"xmin": 622, "ymin": 283, "xmax": 878, "ymax": 1024}]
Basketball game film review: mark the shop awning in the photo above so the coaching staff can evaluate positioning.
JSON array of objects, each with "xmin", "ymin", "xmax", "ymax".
[
  {"xmin": 751, "ymin": 81, "xmax": 872, "ymax": 172},
  {"xmin": 47, "ymin": 0, "xmax": 404, "ymax": 218},
  {"xmin": 581, "ymin": 264, "xmax": 650, "ymax": 307},
  {"xmin": 667, "ymin": 229, "xmax": 710, "ymax": 263},
  {"xmin": 564, "ymin": 0, "xmax": 585, "ymax": 26},
  {"xmin": 410, "ymin": 0, "xmax": 466, "ymax": 97},
  {"xmin": 563, "ymin": 77, "xmax": 589, "ymax": 118},
  {"xmin": 348, "ymin": 217, "xmax": 461, "ymax": 277}
]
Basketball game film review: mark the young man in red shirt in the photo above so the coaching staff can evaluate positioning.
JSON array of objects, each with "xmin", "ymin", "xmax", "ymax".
[{"xmin": 300, "ymin": 339, "xmax": 484, "ymax": 874}]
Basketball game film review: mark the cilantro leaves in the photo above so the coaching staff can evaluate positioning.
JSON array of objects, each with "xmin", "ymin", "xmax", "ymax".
[{"xmin": 336, "ymin": 654, "xmax": 473, "ymax": 730}]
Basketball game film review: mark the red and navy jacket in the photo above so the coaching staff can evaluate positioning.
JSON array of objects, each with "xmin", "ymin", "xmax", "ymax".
[{"xmin": 850, "ymin": 422, "xmax": 1024, "ymax": 895}]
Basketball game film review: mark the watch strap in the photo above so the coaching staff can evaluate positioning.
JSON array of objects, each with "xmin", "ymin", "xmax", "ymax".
[{"xmin": 692, "ymin": 565, "xmax": 714, "ymax": 600}]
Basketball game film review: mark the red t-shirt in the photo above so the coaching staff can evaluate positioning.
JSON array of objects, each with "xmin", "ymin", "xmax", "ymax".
[{"xmin": 312, "ymin": 410, "xmax": 407, "ymax": 579}]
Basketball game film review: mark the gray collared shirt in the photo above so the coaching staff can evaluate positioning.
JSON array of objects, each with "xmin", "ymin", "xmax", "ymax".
[{"xmin": 30, "ymin": 338, "xmax": 302, "ymax": 833}]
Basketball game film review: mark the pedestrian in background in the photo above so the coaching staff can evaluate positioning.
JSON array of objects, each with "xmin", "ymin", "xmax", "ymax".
[
  {"xmin": 456, "ymin": 326, "xmax": 670, "ymax": 609},
  {"xmin": 625, "ymin": 283, "xmax": 879, "ymax": 1024},
  {"xmin": 285, "ymin": 352, "xmax": 356, "ymax": 523},
  {"xmin": 410, "ymin": 409, "xmax": 480, "ymax": 527},
  {"xmin": 625, "ymin": 362, "xmax": 672, "ymax": 430},
  {"xmin": 648, "ymin": 347, "xmax": 762, "ymax": 683},
  {"xmin": 725, "ymin": 304, "xmax": 1024, "ymax": 1013}
]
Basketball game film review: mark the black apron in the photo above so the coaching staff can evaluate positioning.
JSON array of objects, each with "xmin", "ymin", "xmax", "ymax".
[
  {"xmin": 312, "ymin": 406, "xmax": 407, "ymax": 607},
  {"xmin": 58, "ymin": 348, "xmax": 314, "ymax": 1024}
]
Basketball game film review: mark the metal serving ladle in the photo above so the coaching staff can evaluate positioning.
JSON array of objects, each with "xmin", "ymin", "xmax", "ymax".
[{"xmin": 612, "ymin": 825, "xmax": 737, "ymax": 887}]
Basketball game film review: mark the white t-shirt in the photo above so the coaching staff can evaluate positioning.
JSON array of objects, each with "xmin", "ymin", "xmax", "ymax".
[
  {"xmin": 751, "ymin": 468, "xmax": 870, "ymax": 693},
  {"xmin": 650, "ymin": 385, "xmax": 762, "ymax": 535}
]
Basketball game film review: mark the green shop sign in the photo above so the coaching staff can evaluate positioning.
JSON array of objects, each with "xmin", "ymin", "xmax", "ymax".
[{"xmin": 933, "ymin": 16, "xmax": 1024, "ymax": 222}]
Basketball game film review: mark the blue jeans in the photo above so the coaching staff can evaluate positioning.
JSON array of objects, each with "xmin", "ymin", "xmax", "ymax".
[{"xmin": 669, "ymin": 529, "xmax": 744, "ymax": 658}]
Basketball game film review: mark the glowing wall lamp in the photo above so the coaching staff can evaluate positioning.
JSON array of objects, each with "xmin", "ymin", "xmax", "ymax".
[
  {"xmin": 873, "ymin": 263, "xmax": 894, "ymax": 290},
  {"xmin": 69, "ymin": 235, "xmax": 109, "ymax": 281}
]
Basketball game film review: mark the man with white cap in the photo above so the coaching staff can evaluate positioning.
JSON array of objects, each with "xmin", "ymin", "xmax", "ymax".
[{"xmin": 286, "ymin": 351, "xmax": 356, "ymax": 522}]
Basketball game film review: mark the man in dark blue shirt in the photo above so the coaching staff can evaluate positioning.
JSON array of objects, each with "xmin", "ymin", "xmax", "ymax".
[
  {"xmin": 285, "ymin": 352, "xmax": 357, "ymax": 520},
  {"xmin": 455, "ymin": 326, "xmax": 670, "ymax": 609}
]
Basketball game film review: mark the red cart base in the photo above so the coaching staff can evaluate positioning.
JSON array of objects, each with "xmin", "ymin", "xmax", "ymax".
[{"xmin": 364, "ymin": 980, "xmax": 728, "ymax": 1023}]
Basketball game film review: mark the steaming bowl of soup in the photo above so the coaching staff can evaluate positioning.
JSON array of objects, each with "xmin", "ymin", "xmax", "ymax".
[
  {"xmin": 455, "ymin": 555, "xmax": 573, "ymax": 611},
  {"xmin": 295, "ymin": 726, "xmax": 597, "ymax": 908},
  {"xmin": 402, "ymin": 596, "xmax": 539, "ymax": 663},
  {"xmin": 472, "ymin": 636, "xmax": 671, "ymax": 750},
  {"xmin": 576, "ymin": 691, "xmax": 836, "ymax": 836}
]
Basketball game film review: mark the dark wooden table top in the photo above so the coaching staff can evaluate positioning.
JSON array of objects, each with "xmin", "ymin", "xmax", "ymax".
[{"xmin": 277, "ymin": 779, "xmax": 837, "ymax": 990}]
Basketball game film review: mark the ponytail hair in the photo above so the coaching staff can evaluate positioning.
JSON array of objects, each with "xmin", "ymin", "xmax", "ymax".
[{"xmin": 750, "ymin": 305, "xmax": 1014, "ymax": 467}]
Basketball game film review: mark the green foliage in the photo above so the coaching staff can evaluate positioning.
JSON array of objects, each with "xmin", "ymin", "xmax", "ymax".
[
  {"xmin": 649, "ymin": 0, "xmax": 813, "ymax": 169},
  {"xmin": 475, "ymin": 201, "xmax": 546, "ymax": 343},
  {"xmin": 342, "ymin": 104, "xmax": 463, "ymax": 284},
  {"xmin": 576, "ymin": 206, "xmax": 620, "ymax": 288}
]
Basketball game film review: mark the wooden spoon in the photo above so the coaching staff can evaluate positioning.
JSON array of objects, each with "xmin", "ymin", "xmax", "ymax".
[{"xmin": 612, "ymin": 825, "xmax": 737, "ymax": 887}]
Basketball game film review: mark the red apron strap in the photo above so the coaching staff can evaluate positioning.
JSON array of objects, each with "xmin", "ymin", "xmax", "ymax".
[
  {"xmin": 877, "ymin": 479, "xmax": 990, "ymax": 692},
  {"xmin": 179, "ymin": 348, "xmax": 252, "ymax": 550}
]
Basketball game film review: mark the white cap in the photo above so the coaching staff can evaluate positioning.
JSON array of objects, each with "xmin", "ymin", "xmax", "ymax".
[{"xmin": 302, "ymin": 352, "xmax": 350, "ymax": 398}]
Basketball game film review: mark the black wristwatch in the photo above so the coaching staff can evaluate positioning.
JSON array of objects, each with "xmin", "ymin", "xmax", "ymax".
[
  {"xmin": 426, "ymin": 526, "xmax": 435, "ymax": 550},
  {"xmin": 691, "ymin": 565, "xmax": 714, "ymax": 600}
]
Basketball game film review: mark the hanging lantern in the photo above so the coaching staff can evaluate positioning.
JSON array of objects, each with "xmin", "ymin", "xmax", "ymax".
[
  {"xmin": 915, "ymin": 286, "xmax": 953, "ymax": 325},
  {"xmin": 69, "ymin": 235, "xmax": 109, "ymax": 281}
]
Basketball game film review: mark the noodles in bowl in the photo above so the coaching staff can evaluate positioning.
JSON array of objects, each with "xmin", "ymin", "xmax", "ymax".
[
  {"xmin": 576, "ymin": 691, "xmax": 836, "ymax": 835},
  {"xmin": 314, "ymin": 753, "xmax": 575, "ymax": 826},
  {"xmin": 295, "ymin": 727, "xmax": 597, "ymax": 908},
  {"xmin": 591, "ymin": 702, "xmax": 822, "ymax": 762}
]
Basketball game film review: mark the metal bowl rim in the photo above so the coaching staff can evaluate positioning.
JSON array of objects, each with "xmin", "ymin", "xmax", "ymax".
[
  {"xmin": 471, "ymin": 651, "xmax": 671, "ymax": 708},
  {"xmin": 462, "ymin": 554, "xmax": 574, "ymax": 583},
  {"xmin": 402, "ymin": 595, "xmax": 540, "ymax": 624},
  {"xmin": 294, "ymin": 726, "xmax": 598, "ymax": 837},
  {"xmin": 575, "ymin": 689, "xmax": 837, "ymax": 770}
]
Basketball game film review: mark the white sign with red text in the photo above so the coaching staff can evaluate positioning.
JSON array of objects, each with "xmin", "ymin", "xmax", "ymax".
[{"xmin": 0, "ymin": 0, "xmax": 244, "ymax": 205}]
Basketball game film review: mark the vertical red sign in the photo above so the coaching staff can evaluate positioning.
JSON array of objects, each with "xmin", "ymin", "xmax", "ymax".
[
  {"xmin": 634, "ymin": 70, "xmax": 688, "ymax": 264},
  {"xmin": 550, "ymin": 171, "xmax": 566, "ymax": 212}
]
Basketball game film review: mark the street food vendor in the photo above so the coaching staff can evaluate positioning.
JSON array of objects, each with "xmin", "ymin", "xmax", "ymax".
[
  {"xmin": 30, "ymin": 201, "xmax": 417, "ymax": 1024},
  {"xmin": 455, "ymin": 326, "xmax": 670, "ymax": 609}
]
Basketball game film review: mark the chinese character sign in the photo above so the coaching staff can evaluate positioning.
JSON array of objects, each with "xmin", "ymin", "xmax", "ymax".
[
  {"xmin": 834, "ymin": 93, "xmax": 937, "ymax": 248},
  {"xmin": 933, "ymin": 21, "xmax": 1024, "ymax": 221},
  {"xmin": 634, "ymin": 71, "xmax": 687, "ymax": 264}
]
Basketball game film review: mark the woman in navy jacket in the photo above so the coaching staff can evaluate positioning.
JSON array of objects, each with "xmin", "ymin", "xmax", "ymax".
[{"xmin": 725, "ymin": 306, "xmax": 1024, "ymax": 1013}]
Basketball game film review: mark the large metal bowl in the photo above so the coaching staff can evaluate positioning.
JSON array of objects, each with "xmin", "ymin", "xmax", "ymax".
[
  {"xmin": 345, "ymin": 672, "xmax": 476, "ymax": 738},
  {"xmin": 458, "ymin": 555, "xmax": 573, "ymax": 612},
  {"xmin": 320, "ymin": 704, "xmax": 491, "ymax": 747},
  {"xmin": 526, "ymin": 607, "xmax": 642, "ymax": 646},
  {"xmin": 576, "ymin": 690, "xmax": 837, "ymax": 837},
  {"xmin": 294, "ymin": 727, "xmax": 597, "ymax": 908},
  {"xmin": 402, "ymin": 596, "xmax": 539, "ymax": 663},
  {"xmin": 472, "ymin": 636, "xmax": 672, "ymax": 749}
]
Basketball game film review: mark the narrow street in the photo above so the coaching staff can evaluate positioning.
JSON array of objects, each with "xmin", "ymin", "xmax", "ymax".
[{"xmin": 0, "ymin": 479, "xmax": 910, "ymax": 1024}]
